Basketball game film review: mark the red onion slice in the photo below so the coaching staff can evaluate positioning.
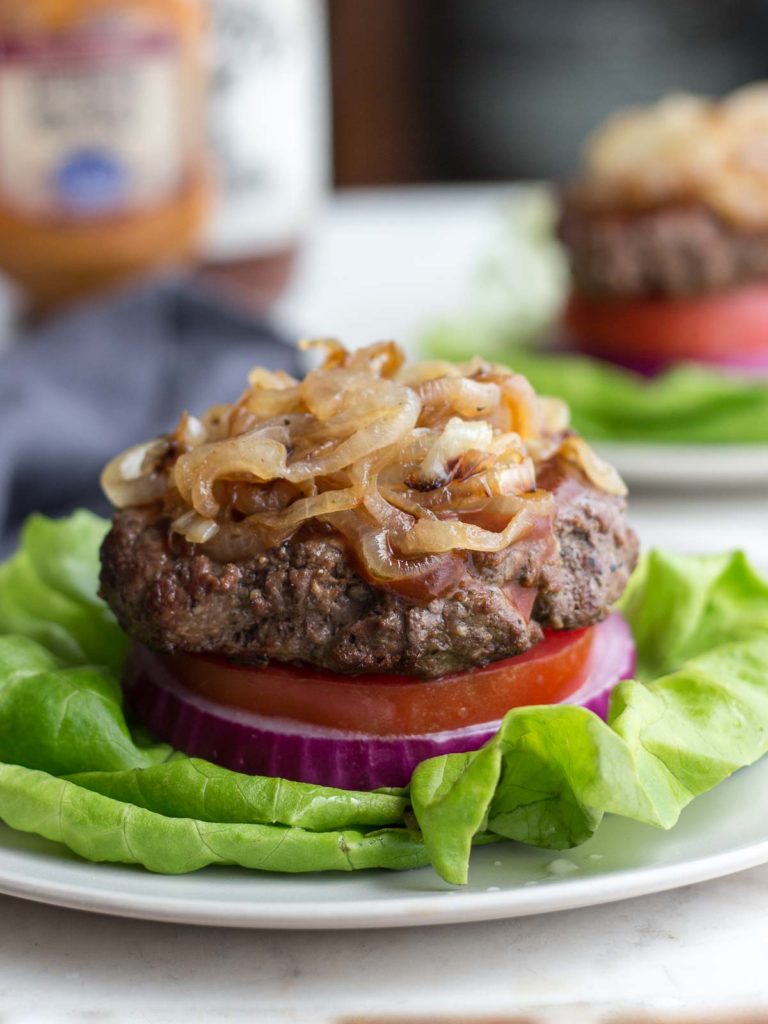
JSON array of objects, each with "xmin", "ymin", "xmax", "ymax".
[
  {"xmin": 124, "ymin": 612, "xmax": 635, "ymax": 791},
  {"xmin": 562, "ymin": 610, "xmax": 636, "ymax": 719}
]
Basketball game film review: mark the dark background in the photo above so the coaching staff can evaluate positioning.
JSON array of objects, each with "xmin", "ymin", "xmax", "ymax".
[{"xmin": 328, "ymin": 0, "xmax": 768, "ymax": 187}]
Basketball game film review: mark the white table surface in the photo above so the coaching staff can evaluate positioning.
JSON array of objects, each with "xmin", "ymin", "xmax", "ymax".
[{"xmin": 3, "ymin": 186, "xmax": 768, "ymax": 1024}]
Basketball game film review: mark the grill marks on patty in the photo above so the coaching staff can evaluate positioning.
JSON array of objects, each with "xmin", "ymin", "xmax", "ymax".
[
  {"xmin": 99, "ymin": 461, "xmax": 638, "ymax": 679},
  {"xmin": 559, "ymin": 195, "xmax": 768, "ymax": 299}
]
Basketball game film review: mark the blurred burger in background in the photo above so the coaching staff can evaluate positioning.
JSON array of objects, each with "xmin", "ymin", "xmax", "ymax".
[{"xmin": 560, "ymin": 84, "xmax": 768, "ymax": 375}]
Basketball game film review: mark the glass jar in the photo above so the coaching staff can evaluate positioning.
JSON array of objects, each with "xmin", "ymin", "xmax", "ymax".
[{"xmin": 0, "ymin": 0, "xmax": 208, "ymax": 314}]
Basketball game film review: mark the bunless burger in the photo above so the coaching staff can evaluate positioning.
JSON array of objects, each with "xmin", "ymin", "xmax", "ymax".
[
  {"xmin": 99, "ymin": 341, "xmax": 638, "ymax": 790},
  {"xmin": 560, "ymin": 84, "xmax": 768, "ymax": 373}
]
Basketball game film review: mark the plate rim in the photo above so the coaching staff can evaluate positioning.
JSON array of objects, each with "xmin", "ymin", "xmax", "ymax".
[
  {"xmin": 1, "ymin": 829, "xmax": 768, "ymax": 929},
  {"xmin": 596, "ymin": 441, "xmax": 768, "ymax": 452},
  {"xmin": 593, "ymin": 440, "xmax": 768, "ymax": 488}
]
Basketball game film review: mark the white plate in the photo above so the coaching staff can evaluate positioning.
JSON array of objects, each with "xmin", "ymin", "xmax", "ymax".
[
  {"xmin": 596, "ymin": 442, "xmax": 768, "ymax": 489},
  {"xmin": 2, "ymin": 756, "xmax": 768, "ymax": 929}
]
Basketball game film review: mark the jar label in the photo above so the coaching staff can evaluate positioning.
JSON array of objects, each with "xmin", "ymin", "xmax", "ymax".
[{"xmin": 0, "ymin": 23, "xmax": 188, "ymax": 220}]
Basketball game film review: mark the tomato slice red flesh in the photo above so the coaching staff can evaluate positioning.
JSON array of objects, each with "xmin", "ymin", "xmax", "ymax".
[
  {"xmin": 153, "ymin": 626, "xmax": 595, "ymax": 737},
  {"xmin": 565, "ymin": 284, "xmax": 768, "ymax": 366}
]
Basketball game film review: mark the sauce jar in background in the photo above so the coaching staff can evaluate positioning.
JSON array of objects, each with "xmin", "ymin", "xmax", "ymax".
[
  {"xmin": 0, "ymin": 0, "xmax": 209, "ymax": 317},
  {"xmin": 199, "ymin": 0, "xmax": 330, "ymax": 311}
]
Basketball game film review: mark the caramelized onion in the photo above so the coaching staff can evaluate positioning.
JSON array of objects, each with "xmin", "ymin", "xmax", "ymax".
[
  {"xmin": 286, "ymin": 380, "xmax": 421, "ymax": 481},
  {"xmin": 539, "ymin": 396, "xmax": 570, "ymax": 436},
  {"xmin": 101, "ymin": 440, "xmax": 169, "ymax": 509},
  {"xmin": 414, "ymin": 418, "xmax": 494, "ymax": 488},
  {"xmin": 493, "ymin": 371, "xmax": 542, "ymax": 440},
  {"xmin": 101, "ymin": 340, "xmax": 625, "ymax": 588},
  {"xmin": 416, "ymin": 378, "xmax": 501, "ymax": 424},
  {"xmin": 174, "ymin": 432, "xmax": 289, "ymax": 517},
  {"xmin": 363, "ymin": 489, "xmax": 415, "ymax": 532},
  {"xmin": 558, "ymin": 436, "xmax": 627, "ymax": 497},
  {"xmin": 347, "ymin": 339, "xmax": 405, "ymax": 377},
  {"xmin": 299, "ymin": 337, "xmax": 349, "ymax": 369},
  {"xmin": 395, "ymin": 494, "xmax": 552, "ymax": 555},
  {"xmin": 198, "ymin": 522, "xmax": 271, "ymax": 563},
  {"xmin": 358, "ymin": 529, "xmax": 464, "ymax": 597},
  {"xmin": 397, "ymin": 359, "xmax": 462, "ymax": 386},
  {"xmin": 328, "ymin": 510, "xmax": 465, "ymax": 600},
  {"xmin": 101, "ymin": 473, "xmax": 167, "ymax": 510},
  {"xmin": 257, "ymin": 487, "xmax": 361, "ymax": 536},
  {"xmin": 584, "ymin": 85, "xmax": 768, "ymax": 229},
  {"xmin": 171, "ymin": 412, "xmax": 207, "ymax": 450},
  {"xmin": 171, "ymin": 510, "xmax": 220, "ymax": 545}
]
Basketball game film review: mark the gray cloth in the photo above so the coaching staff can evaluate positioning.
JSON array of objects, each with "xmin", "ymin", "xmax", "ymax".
[{"xmin": 0, "ymin": 277, "xmax": 299, "ymax": 553}]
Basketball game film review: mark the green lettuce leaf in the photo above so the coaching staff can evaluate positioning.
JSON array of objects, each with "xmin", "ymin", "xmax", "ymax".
[
  {"xmin": 0, "ymin": 515, "xmax": 416, "ymax": 870},
  {"xmin": 0, "ymin": 635, "xmax": 167, "ymax": 776},
  {"xmin": 0, "ymin": 511, "xmax": 127, "ymax": 670},
  {"xmin": 617, "ymin": 548, "xmax": 768, "ymax": 679},
  {"xmin": 411, "ymin": 552, "xmax": 768, "ymax": 883},
  {"xmin": 68, "ymin": 760, "xmax": 408, "ymax": 832},
  {"xmin": 1, "ymin": 513, "xmax": 768, "ymax": 883},
  {"xmin": 0, "ymin": 764, "xmax": 426, "ymax": 874},
  {"xmin": 412, "ymin": 638, "xmax": 768, "ymax": 882},
  {"xmin": 0, "ymin": 633, "xmax": 412, "ymax": 839}
]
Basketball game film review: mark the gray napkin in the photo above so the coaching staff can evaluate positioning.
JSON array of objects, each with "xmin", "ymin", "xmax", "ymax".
[{"xmin": 0, "ymin": 276, "xmax": 299, "ymax": 553}]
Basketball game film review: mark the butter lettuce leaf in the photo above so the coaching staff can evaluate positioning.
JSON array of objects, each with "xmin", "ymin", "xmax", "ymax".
[
  {"xmin": 0, "ymin": 511, "xmax": 126, "ymax": 671},
  {"xmin": 413, "ymin": 638, "xmax": 768, "ymax": 882},
  {"xmin": 617, "ymin": 548, "xmax": 768, "ymax": 679},
  {"xmin": 68, "ymin": 759, "xmax": 409, "ymax": 832},
  {"xmin": 0, "ymin": 633, "xmax": 412, "ymax": 841},
  {"xmin": 0, "ymin": 764, "xmax": 426, "ymax": 874},
  {"xmin": 1, "ymin": 514, "xmax": 768, "ymax": 882},
  {"xmin": 0, "ymin": 635, "xmax": 167, "ymax": 776}
]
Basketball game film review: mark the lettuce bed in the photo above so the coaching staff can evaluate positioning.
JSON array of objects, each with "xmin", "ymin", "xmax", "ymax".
[{"xmin": 1, "ymin": 513, "xmax": 768, "ymax": 884}]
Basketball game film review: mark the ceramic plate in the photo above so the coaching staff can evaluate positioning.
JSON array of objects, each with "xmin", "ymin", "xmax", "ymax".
[
  {"xmin": 596, "ymin": 442, "xmax": 768, "ymax": 489},
  {"xmin": 1, "ymin": 756, "xmax": 768, "ymax": 929}
]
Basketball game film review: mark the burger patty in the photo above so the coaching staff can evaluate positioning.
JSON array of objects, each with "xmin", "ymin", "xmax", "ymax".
[
  {"xmin": 559, "ymin": 196, "xmax": 768, "ymax": 299},
  {"xmin": 100, "ymin": 462, "xmax": 638, "ymax": 679}
]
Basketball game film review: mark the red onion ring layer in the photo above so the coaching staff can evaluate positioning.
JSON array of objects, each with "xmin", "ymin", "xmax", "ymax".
[{"xmin": 124, "ymin": 612, "xmax": 636, "ymax": 790}]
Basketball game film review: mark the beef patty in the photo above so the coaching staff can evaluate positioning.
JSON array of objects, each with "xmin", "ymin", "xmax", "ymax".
[
  {"xmin": 559, "ymin": 195, "xmax": 768, "ymax": 299},
  {"xmin": 100, "ymin": 461, "xmax": 638, "ymax": 679}
]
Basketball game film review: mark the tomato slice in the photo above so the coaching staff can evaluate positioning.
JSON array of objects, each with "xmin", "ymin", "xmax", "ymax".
[
  {"xmin": 565, "ymin": 284, "xmax": 768, "ymax": 367},
  {"xmin": 147, "ymin": 627, "xmax": 595, "ymax": 737}
]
